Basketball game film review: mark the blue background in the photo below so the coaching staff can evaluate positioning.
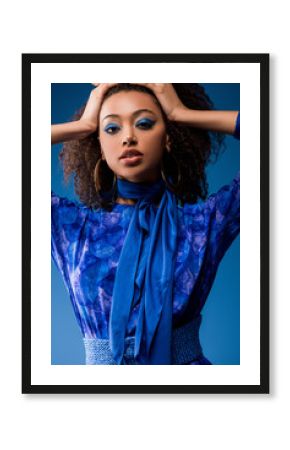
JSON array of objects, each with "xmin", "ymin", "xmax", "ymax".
[{"xmin": 51, "ymin": 83, "xmax": 240, "ymax": 365}]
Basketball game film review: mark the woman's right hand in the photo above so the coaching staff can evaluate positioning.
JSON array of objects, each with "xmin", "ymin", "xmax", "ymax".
[{"xmin": 80, "ymin": 83, "xmax": 117, "ymax": 133}]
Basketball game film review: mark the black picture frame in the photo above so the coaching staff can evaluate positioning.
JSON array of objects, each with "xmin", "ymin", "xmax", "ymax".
[{"xmin": 22, "ymin": 53, "xmax": 269, "ymax": 394}]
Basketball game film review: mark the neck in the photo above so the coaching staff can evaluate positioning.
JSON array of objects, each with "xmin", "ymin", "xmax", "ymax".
[
  {"xmin": 115, "ymin": 177, "xmax": 165, "ymax": 207},
  {"xmin": 117, "ymin": 169, "xmax": 161, "ymax": 185},
  {"xmin": 116, "ymin": 197, "xmax": 137, "ymax": 205}
]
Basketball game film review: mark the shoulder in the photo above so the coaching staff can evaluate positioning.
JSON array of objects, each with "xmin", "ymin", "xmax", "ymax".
[
  {"xmin": 181, "ymin": 171, "xmax": 240, "ymax": 218},
  {"xmin": 51, "ymin": 191, "xmax": 101, "ymax": 229},
  {"xmin": 206, "ymin": 171, "xmax": 240, "ymax": 210},
  {"xmin": 51, "ymin": 190, "xmax": 89, "ymax": 210}
]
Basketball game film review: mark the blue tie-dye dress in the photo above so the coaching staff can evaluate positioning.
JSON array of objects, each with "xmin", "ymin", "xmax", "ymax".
[{"xmin": 51, "ymin": 172, "xmax": 240, "ymax": 365}]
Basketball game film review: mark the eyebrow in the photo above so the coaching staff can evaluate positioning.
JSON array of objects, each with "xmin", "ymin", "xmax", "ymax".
[{"xmin": 102, "ymin": 109, "xmax": 156, "ymax": 122}]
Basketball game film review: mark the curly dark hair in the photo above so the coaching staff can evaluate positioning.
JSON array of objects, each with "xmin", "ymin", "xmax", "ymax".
[{"xmin": 59, "ymin": 83, "xmax": 225, "ymax": 211}]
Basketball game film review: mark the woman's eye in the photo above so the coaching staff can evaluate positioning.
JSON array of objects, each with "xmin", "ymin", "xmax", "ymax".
[
  {"xmin": 136, "ymin": 119, "xmax": 155, "ymax": 129},
  {"xmin": 104, "ymin": 124, "xmax": 120, "ymax": 134},
  {"xmin": 104, "ymin": 119, "xmax": 155, "ymax": 134}
]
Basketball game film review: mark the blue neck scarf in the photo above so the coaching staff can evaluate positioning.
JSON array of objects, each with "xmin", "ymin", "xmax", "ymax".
[{"xmin": 109, "ymin": 177, "xmax": 178, "ymax": 364}]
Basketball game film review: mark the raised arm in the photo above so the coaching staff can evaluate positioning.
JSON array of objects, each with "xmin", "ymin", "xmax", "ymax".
[
  {"xmin": 51, "ymin": 83, "xmax": 117, "ymax": 145},
  {"xmin": 134, "ymin": 83, "xmax": 239, "ymax": 137},
  {"xmin": 51, "ymin": 120, "xmax": 95, "ymax": 145},
  {"xmin": 172, "ymin": 108, "xmax": 239, "ymax": 136}
]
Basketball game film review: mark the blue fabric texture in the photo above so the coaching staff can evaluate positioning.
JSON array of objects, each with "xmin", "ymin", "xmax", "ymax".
[
  {"xmin": 110, "ymin": 177, "xmax": 177, "ymax": 365},
  {"xmin": 52, "ymin": 172, "xmax": 240, "ymax": 364},
  {"xmin": 84, "ymin": 315, "xmax": 203, "ymax": 365}
]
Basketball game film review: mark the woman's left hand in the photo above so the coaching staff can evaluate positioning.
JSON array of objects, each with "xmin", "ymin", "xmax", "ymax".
[{"xmin": 134, "ymin": 83, "xmax": 186, "ymax": 121}]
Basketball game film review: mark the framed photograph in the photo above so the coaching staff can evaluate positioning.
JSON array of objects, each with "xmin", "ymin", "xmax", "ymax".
[{"xmin": 22, "ymin": 53, "xmax": 269, "ymax": 394}]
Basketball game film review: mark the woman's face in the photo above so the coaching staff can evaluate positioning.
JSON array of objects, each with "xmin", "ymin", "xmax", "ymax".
[{"xmin": 98, "ymin": 91, "xmax": 168, "ymax": 183}]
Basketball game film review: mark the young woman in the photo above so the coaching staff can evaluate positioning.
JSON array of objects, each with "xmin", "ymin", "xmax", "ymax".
[{"xmin": 51, "ymin": 83, "xmax": 240, "ymax": 365}]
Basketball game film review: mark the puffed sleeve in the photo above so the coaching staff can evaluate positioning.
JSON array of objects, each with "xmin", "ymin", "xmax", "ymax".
[
  {"xmin": 51, "ymin": 191, "xmax": 89, "ymax": 276},
  {"xmin": 205, "ymin": 172, "xmax": 240, "ymax": 265}
]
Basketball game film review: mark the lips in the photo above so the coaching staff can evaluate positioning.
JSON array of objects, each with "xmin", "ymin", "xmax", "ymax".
[{"xmin": 120, "ymin": 149, "xmax": 143, "ymax": 159}]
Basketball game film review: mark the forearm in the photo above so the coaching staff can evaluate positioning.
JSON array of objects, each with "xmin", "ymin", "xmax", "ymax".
[
  {"xmin": 51, "ymin": 119, "xmax": 95, "ymax": 145},
  {"xmin": 172, "ymin": 108, "xmax": 239, "ymax": 135}
]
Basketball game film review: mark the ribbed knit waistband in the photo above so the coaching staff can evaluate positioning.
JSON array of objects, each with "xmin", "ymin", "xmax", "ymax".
[{"xmin": 83, "ymin": 315, "xmax": 203, "ymax": 365}]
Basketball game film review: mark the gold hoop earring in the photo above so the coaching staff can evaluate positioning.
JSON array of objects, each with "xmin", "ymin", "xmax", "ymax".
[
  {"xmin": 94, "ymin": 159, "xmax": 116, "ymax": 193},
  {"xmin": 161, "ymin": 152, "xmax": 182, "ymax": 192}
]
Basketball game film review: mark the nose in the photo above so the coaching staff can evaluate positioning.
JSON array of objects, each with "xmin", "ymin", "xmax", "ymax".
[{"xmin": 122, "ymin": 131, "xmax": 137, "ymax": 146}]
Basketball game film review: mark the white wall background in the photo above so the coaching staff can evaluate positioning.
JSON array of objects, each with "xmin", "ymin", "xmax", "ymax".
[{"xmin": 1, "ymin": 1, "xmax": 288, "ymax": 449}]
